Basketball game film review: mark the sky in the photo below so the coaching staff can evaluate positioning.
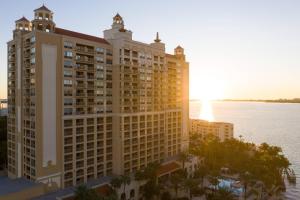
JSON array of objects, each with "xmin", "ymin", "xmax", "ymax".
[{"xmin": 1, "ymin": 0, "xmax": 300, "ymax": 100}]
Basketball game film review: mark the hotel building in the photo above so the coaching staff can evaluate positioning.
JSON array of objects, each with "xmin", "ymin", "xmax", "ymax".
[
  {"xmin": 6, "ymin": 5, "xmax": 189, "ymax": 193},
  {"xmin": 190, "ymin": 119, "xmax": 234, "ymax": 142}
]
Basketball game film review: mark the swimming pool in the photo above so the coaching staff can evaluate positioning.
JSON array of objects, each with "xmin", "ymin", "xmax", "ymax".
[{"xmin": 211, "ymin": 178, "xmax": 244, "ymax": 195}]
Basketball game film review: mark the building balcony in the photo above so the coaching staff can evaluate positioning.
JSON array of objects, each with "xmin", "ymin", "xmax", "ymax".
[
  {"xmin": 76, "ymin": 57, "xmax": 94, "ymax": 64},
  {"xmin": 76, "ymin": 47, "xmax": 94, "ymax": 55}
]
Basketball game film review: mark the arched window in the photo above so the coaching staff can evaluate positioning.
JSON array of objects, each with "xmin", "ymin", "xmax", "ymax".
[
  {"xmin": 38, "ymin": 13, "xmax": 43, "ymax": 20},
  {"xmin": 45, "ymin": 24, "xmax": 51, "ymax": 32},
  {"xmin": 37, "ymin": 23, "xmax": 43, "ymax": 31},
  {"xmin": 24, "ymin": 24, "xmax": 29, "ymax": 31}
]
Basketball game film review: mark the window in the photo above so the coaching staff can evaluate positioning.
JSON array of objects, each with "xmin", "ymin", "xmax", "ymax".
[
  {"xmin": 64, "ymin": 80, "xmax": 73, "ymax": 87},
  {"xmin": 30, "ymin": 57, "xmax": 35, "ymax": 64},
  {"xmin": 95, "ymin": 47, "xmax": 104, "ymax": 53},
  {"xmin": 96, "ymin": 65, "xmax": 104, "ymax": 70},
  {"xmin": 96, "ymin": 72, "xmax": 104, "ymax": 79},
  {"xmin": 64, "ymin": 98, "xmax": 73, "ymax": 106},
  {"xmin": 64, "ymin": 51, "xmax": 73, "ymax": 58},
  {"xmin": 76, "ymin": 55, "xmax": 81, "ymax": 60},
  {"xmin": 96, "ymin": 89, "xmax": 104, "ymax": 95},
  {"xmin": 64, "ymin": 41, "xmax": 73, "ymax": 49},
  {"xmin": 95, "ymin": 81, "xmax": 104, "ymax": 87},
  {"xmin": 30, "ymin": 48, "xmax": 35, "ymax": 54},
  {"xmin": 64, "ymin": 89, "xmax": 73, "ymax": 96},
  {"xmin": 106, "ymin": 59, "xmax": 112, "ymax": 64},
  {"xmin": 64, "ymin": 70, "xmax": 73, "ymax": 78},
  {"xmin": 64, "ymin": 60, "xmax": 73, "ymax": 68},
  {"xmin": 30, "ymin": 36, "xmax": 35, "ymax": 43},
  {"xmin": 64, "ymin": 108, "xmax": 73, "ymax": 115},
  {"xmin": 106, "ymin": 50, "xmax": 112, "ymax": 56},
  {"xmin": 96, "ymin": 56, "xmax": 104, "ymax": 62}
]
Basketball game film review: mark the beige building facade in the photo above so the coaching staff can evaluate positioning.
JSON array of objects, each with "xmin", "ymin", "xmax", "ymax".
[
  {"xmin": 6, "ymin": 5, "xmax": 189, "ymax": 194},
  {"xmin": 190, "ymin": 119, "xmax": 234, "ymax": 142}
]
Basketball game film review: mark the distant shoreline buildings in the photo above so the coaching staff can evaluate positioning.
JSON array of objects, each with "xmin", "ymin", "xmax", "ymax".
[
  {"xmin": 0, "ymin": 99, "xmax": 7, "ymax": 116},
  {"xmin": 190, "ymin": 119, "xmax": 234, "ymax": 142},
  {"xmin": 4, "ymin": 5, "xmax": 191, "ymax": 199}
]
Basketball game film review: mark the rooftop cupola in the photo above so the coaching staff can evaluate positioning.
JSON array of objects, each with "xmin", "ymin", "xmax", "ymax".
[
  {"xmin": 32, "ymin": 4, "xmax": 55, "ymax": 32},
  {"xmin": 175, "ymin": 45, "xmax": 184, "ymax": 55},
  {"xmin": 175, "ymin": 45, "xmax": 185, "ymax": 60},
  {"xmin": 112, "ymin": 13, "xmax": 125, "ymax": 30},
  {"xmin": 15, "ymin": 16, "xmax": 31, "ymax": 31},
  {"xmin": 154, "ymin": 32, "xmax": 161, "ymax": 43}
]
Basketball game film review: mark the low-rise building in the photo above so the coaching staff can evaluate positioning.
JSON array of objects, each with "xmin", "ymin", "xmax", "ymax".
[{"xmin": 190, "ymin": 119, "xmax": 234, "ymax": 142}]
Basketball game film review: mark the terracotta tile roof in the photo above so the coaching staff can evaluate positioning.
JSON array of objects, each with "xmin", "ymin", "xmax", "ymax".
[
  {"xmin": 55, "ymin": 27, "xmax": 110, "ymax": 45},
  {"xmin": 34, "ymin": 5, "xmax": 51, "ymax": 12},
  {"xmin": 95, "ymin": 184, "xmax": 111, "ymax": 196},
  {"xmin": 165, "ymin": 53, "xmax": 175, "ymax": 58},
  {"xmin": 157, "ymin": 162, "xmax": 181, "ymax": 176},
  {"xmin": 15, "ymin": 16, "xmax": 30, "ymax": 22}
]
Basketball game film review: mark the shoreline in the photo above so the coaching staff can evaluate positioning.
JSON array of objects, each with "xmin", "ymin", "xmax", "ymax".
[{"xmin": 190, "ymin": 99, "xmax": 300, "ymax": 104}]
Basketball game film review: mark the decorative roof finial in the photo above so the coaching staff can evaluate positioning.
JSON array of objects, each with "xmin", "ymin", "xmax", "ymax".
[{"xmin": 154, "ymin": 32, "xmax": 161, "ymax": 43}]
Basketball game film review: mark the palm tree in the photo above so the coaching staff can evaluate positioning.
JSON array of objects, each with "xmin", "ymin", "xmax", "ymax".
[
  {"xmin": 170, "ymin": 170, "xmax": 186, "ymax": 199},
  {"xmin": 110, "ymin": 177, "xmax": 122, "ymax": 192},
  {"xmin": 135, "ymin": 163, "xmax": 162, "ymax": 199},
  {"xmin": 194, "ymin": 164, "xmax": 209, "ymax": 188},
  {"xmin": 182, "ymin": 177, "xmax": 199, "ymax": 199},
  {"xmin": 134, "ymin": 170, "xmax": 144, "ymax": 197},
  {"xmin": 144, "ymin": 162, "xmax": 161, "ymax": 183},
  {"xmin": 74, "ymin": 185, "xmax": 100, "ymax": 200},
  {"xmin": 141, "ymin": 180, "xmax": 160, "ymax": 200},
  {"xmin": 75, "ymin": 185, "xmax": 90, "ymax": 200},
  {"xmin": 110, "ymin": 175, "xmax": 131, "ymax": 200},
  {"xmin": 240, "ymin": 171, "xmax": 251, "ymax": 200}
]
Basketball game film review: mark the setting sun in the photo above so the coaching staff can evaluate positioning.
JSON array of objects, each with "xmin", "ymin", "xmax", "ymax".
[
  {"xmin": 192, "ymin": 79, "xmax": 225, "ymax": 121},
  {"xmin": 191, "ymin": 78, "xmax": 226, "ymax": 101}
]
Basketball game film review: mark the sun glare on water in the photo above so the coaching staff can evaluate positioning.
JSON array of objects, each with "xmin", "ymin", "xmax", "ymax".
[
  {"xmin": 196, "ymin": 79, "xmax": 226, "ymax": 122},
  {"xmin": 200, "ymin": 99, "xmax": 214, "ymax": 121}
]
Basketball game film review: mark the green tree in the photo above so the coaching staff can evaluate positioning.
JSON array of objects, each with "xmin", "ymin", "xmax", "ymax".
[
  {"xmin": 135, "ymin": 162, "xmax": 163, "ymax": 199},
  {"xmin": 194, "ymin": 164, "xmax": 209, "ymax": 188},
  {"xmin": 74, "ymin": 185, "xmax": 100, "ymax": 200},
  {"xmin": 182, "ymin": 177, "xmax": 199, "ymax": 199},
  {"xmin": 141, "ymin": 180, "xmax": 160, "ymax": 200},
  {"xmin": 170, "ymin": 170, "xmax": 186, "ymax": 199},
  {"xmin": 110, "ymin": 177, "xmax": 122, "ymax": 192},
  {"xmin": 240, "ymin": 171, "xmax": 252, "ymax": 200}
]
